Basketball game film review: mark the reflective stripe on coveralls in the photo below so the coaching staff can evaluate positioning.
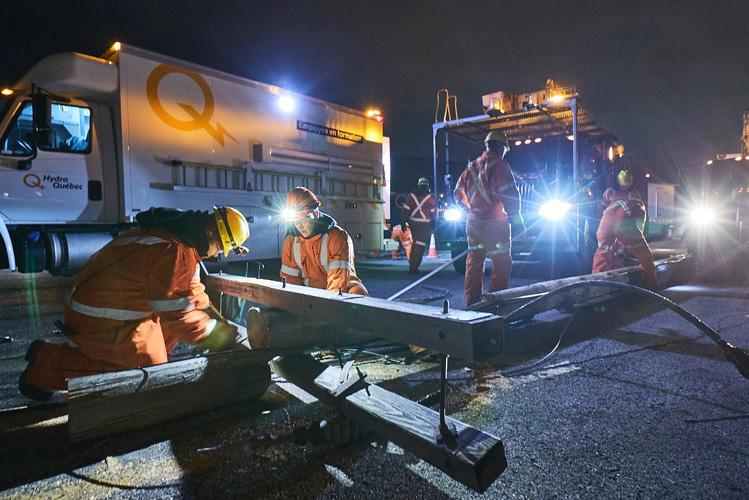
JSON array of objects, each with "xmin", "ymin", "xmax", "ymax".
[
  {"xmin": 404, "ymin": 193, "xmax": 432, "ymax": 223},
  {"xmin": 464, "ymin": 161, "xmax": 492, "ymax": 204},
  {"xmin": 65, "ymin": 236, "xmax": 199, "ymax": 320},
  {"xmin": 291, "ymin": 233, "xmax": 351, "ymax": 286}
]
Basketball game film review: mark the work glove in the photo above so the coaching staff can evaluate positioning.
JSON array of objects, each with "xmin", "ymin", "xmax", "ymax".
[
  {"xmin": 510, "ymin": 213, "xmax": 526, "ymax": 238},
  {"xmin": 199, "ymin": 319, "xmax": 242, "ymax": 351}
]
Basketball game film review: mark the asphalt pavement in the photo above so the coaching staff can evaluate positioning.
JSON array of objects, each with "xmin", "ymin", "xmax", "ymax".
[{"xmin": 0, "ymin": 250, "xmax": 747, "ymax": 499}]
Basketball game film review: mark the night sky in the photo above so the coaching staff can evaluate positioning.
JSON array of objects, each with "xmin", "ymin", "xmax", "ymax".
[{"xmin": 3, "ymin": 0, "xmax": 748, "ymax": 189}]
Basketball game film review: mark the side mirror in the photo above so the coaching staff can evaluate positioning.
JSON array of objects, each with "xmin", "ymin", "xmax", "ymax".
[{"xmin": 32, "ymin": 87, "xmax": 54, "ymax": 149}]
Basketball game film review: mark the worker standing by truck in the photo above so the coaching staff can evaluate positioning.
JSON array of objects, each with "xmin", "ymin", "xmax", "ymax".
[
  {"xmin": 454, "ymin": 131, "xmax": 525, "ymax": 307},
  {"xmin": 281, "ymin": 187, "xmax": 368, "ymax": 296},
  {"xmin": 401, "ymin": 178, "xmax": 435, "ymax": 273},
  {"xmin": 593, "ymin": 198, "xmax": 657, "ymax": 290},
  {"xmin": 19, "ymin": 206, "xmax": 251, "ymax": 401}
]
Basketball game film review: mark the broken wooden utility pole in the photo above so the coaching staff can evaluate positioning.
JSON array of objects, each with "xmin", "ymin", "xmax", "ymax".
[
  {"xmin": 68, "ymin": 349, "xmax": 272, "ymax": 442},
  {"xmin": 244, "ymin": 306, "xmax": 380, "ymax": 350},
  {"xmin": 206, "ymin": 276, "xmax": 504, "ymax": 360},
  {"xmin": 471, "ymin": 254, "xmax": 693, "ymax": 317},
  {"xmin": 271, "ymin": 353, "xmax": 507, "ymax": 493}
]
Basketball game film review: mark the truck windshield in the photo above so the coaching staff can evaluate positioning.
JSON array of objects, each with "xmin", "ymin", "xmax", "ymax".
[{"xmin": 0, "ymin": 100, "xmax": 91, "ymax": 155}]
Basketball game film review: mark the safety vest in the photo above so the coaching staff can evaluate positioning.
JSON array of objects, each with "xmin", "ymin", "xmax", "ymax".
[{"xmin": 404, "ymin": 193, "xmax": 433, "ymax": 223}]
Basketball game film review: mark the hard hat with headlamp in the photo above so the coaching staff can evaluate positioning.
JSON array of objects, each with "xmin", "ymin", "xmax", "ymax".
[
  {"xmin": 284, "ymin": 187, "xmax": 321, "ymax": 222},
  {"xmin": 617, "ymin": 169, "xmax": 633, "ymax": 188},
  {"xmin": 485, "ymin": 130, "xmax": 510, "ymax": 151},
  {"xmin": 213, "ymin": 206, "xmax": 250, "ymax": 257}
]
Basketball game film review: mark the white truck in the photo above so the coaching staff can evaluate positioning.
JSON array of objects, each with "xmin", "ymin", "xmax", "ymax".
[{"xmin": 0, "ymin": 43, "xmax": 388, "ymax": 273}]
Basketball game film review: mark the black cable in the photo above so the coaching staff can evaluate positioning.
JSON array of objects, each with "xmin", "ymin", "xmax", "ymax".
[
  {"xmin": 503, "ymin": 280, "xmax": 749, "ymax": 380},
  {"xmin": 499, "ymin": 309, "xmax": 578, "ymax": 377}
]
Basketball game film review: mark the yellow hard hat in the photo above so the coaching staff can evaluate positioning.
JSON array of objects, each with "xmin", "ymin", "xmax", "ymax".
[
  {"xmin": 213, "ymin": 206, "xmax": 250, "ymax": 257},
  {"xmin": 418, "ymin": 177, "xmax": 430, "ymax": 187},
  {"xmin": 485, "ymin": 130, "xmax": 510, "ymax": 151},
  {"xmin": 617, "ymin": 169, "xmax": 633, "ymax": 188}
]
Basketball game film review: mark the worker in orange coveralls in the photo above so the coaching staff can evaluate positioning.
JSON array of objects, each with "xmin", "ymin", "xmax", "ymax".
[
  {"xmin": 454, "ymin": 131, "xmax": 525, "ymax": 307},
  {"xmin": 593, "ymin": 199, "xmax": 657, "ymax": 290},
  {"xmin": 401, "ymin": 177, "xmax": 435, "ymax": 273},
  {"xmin": 281, "ymin": 187, "xmax": 368, "ymax": 296},
  {"xmin": 598, "ymin": 169, "xmax": 641, "ymax": 216},
  {"xmin": 390, "ymin": 223, "xmax": 412, "ymax": 260},
  {"xmin": 19, "ymin": 206, "xmax": 250, "ymax": 401}
]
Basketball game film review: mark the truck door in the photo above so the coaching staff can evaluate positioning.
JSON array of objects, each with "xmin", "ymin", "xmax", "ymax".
[{"xmin": 0, "ymin": 99, "xmax": 109, "ymax": 223}]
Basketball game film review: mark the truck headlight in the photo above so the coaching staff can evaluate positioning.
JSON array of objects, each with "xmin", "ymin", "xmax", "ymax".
[
  {"xmin": 444, "ymin": 208, "xmax": 463, "ymax": 221},
  {"xmin": 690, "ymin": 206, "xmax": 716, "ymax": 225},
  {"xmin": 539, "ymin": 200, "xmax": 572, "ymax": 220}
]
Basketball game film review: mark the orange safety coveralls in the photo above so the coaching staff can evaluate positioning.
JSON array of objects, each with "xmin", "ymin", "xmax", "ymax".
[
  {"xmin": 280, "ymin": 214, "xmax": 368, "ymax": 296},
  {"xmin": 454, "ymin": 150, "xmax": 521, "ymax": 306},
  {"xmin": 592, "ymin": 199, "xmax": 657, "ymax": 290},
  {"xmin": 598, "ymin": 186, "xmax": 641, "ymax": 216},
  {"xmin": 401, "ymin": 191, "xmax": 434, "ymax": 272},
  {"xmin": 25, "ymin": 228, "xmax": 214, "ymax": 390},
  {"xmin": 391, "ymin": 224, "xmax": 412, "ymax": 260}
]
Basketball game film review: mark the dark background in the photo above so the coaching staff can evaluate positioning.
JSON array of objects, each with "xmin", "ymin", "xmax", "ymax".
[{"xmin": 2, "ymin": 0, "xmax": 748, "ymax": 191}]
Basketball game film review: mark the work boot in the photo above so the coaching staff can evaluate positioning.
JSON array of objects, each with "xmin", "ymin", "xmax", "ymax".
[
  {"xmin": 18, "ymin": 339, "xmax": 56, "ymax": 402},
  {"xmin": 18, "ymin": 368, "xmax": 55, "ymax": 402},
  {"xmin": 466, "ymin": 294, "xmax": 482, "ymax": 307},
  {"xmin": 25, "ymin": 339, "xmax": 47, "ymax": 363}
]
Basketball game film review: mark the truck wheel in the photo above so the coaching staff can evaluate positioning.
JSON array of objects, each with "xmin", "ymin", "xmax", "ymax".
[{"xmin": 451, "ymin": 246, "xmax": 467, "ymax": 274}]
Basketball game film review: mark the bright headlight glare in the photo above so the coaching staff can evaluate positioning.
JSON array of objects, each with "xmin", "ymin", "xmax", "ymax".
[
  {"xmin": 539, "ymin": 200, "xmax": 572, "ymax": 220},
  {"xmin": 281, "ymin": 208, "xmax": 297, "ymax": 222},
  {"xmin": 690, "ymin": 206, "xmax": 716, "ymax": 225},
  {"xmin": 444, "ymin": 208, "xmax": 463, "ymax": 221},
  {"xmin": 279, "ymin": 95, "xmax": 294, "ymax": 112}
]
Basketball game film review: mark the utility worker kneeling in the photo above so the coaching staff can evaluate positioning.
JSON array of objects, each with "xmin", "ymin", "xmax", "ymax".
[
  {"xmin": 281, "ymin": 187, "xmax": 368, "ymax": 296},
  {"xmin": 593, "ymin": 198, "xmax": 657, "ymax": 290},
  {"xmin": 19, "ymin": 206, "xmax": 250, "ymax": 401},
  {"xmin": 390, "ymin": 223, "xmax": 412, "ymax": 261}
]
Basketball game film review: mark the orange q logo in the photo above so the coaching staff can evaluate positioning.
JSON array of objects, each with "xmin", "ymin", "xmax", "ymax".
[
  {"xmin": 146, "ymin": 64, "xmax": 237, "ymax": 146},
  {"xmin": 23, "ymin": 173, "xmax": 44, "ymax": 189}
]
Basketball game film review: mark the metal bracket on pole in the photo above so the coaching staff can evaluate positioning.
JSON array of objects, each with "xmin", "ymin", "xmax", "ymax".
[
  {"xmin": 332, "ymin": 366, "xmax": 369, "ymax": 399},
  {"xmin": 338, "ymin": 347, "xmax": 364, "ymax": 384},
  {"xmin": 435, "ymin": 353, "xmax": 457, "ymax": 449}
]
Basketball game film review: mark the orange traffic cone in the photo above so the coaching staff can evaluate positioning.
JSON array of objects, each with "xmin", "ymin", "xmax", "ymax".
[{"xmin": 426, "ymin": 234, "xmax": 438, "ymax": 259}]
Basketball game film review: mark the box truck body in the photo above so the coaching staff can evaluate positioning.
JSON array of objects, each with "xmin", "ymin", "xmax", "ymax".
[{"xmin": 0, "ymin": 44, "xmax": 386, "ymax": 273}]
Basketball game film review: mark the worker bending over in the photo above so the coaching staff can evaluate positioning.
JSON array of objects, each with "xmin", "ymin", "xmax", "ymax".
[
  {"xmin": 599, "ymin": 169, "xmax": 640, "ymax": 215},
  {"xmin": 390, "ymin": 223, "xmax": 412, "ymax": 260},
  {"xmin": 19, "ymin": 206, "xmax": 251, "ymax": 401},
  {"xmin": 281, "ymin": 187, "xmax": 368, "ymax": 295},
  {"xmin": 593, "ymin": 199, "xmax": 657, "ymax": 290},
  {"xmin": 401, "ymin": 177, "xmax": 434, "ymax": 273},
  {"xmin": 454, "ymin": 131, "xmax": 525, "ymax": 307}
]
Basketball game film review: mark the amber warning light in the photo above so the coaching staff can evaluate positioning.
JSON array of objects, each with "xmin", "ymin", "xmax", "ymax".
[{"xmin": 367, "ymin": 109, "xmax": 384, "ymax": 122}]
